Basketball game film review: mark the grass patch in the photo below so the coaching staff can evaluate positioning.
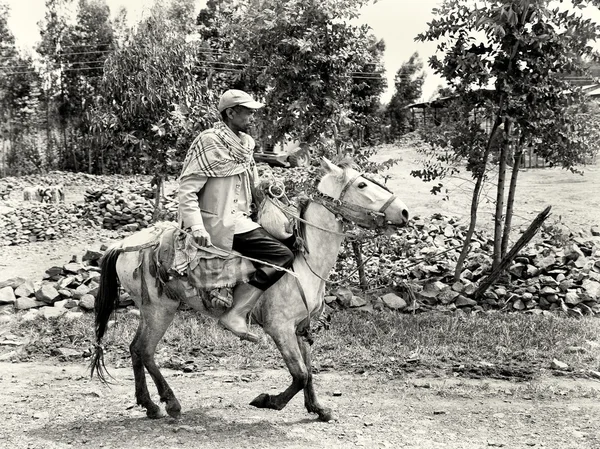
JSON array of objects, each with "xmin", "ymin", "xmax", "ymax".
[{"xmin": 4, "ymin": 309, "xmax": 600, "ymax": 380}]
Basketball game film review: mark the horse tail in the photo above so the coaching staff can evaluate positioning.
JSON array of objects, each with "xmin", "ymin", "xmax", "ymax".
[{"xmin": 90, "ymin": 246, "xmax": 123, "ymax": 383}]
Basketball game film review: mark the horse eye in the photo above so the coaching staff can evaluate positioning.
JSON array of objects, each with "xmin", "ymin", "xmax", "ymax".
[{"xmin": 358, "ymin": 182, "xmax": 367, "ymax": 189}]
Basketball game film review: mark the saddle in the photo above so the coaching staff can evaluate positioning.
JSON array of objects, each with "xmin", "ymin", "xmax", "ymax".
[{"xmin": 124, "ymin": 222, "xmax": 254, "ymax": 310}]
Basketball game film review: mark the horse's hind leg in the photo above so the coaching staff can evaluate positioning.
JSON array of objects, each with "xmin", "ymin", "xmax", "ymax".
[
  {"xmin": 132, "ymin": 298, "xmax": 181, "ymax": 419},
  {"xmin": 131, "ymin": 321, "xmax": 162, "ymax": 419},
  {"xmin": 250, "ymin": 327, "xmax": 307, "ymax": 411},
  {"xmin": 297, "ymin": 334, "xmax": 334, "ymax": 422}
]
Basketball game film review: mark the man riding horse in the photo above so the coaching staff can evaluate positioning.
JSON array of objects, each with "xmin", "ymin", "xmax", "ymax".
[{"xmin": 178, "ymin": 89, "xmax": 294, "ymax": 343}]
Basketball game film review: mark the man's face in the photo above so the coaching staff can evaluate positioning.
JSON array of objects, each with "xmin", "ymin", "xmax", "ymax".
[{"xmin": 227, "ymin": 106, "xmax": 256, "ymax": 133}]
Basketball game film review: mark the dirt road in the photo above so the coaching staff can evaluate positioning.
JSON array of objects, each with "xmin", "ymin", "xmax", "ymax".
[{"xmin": 1, "ymin": 361, "xmax": 600, "ymax": 449}]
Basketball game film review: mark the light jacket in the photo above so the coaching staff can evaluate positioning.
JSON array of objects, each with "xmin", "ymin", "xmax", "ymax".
[{"xmin": 178, "ymin": 166, "xmax": 260, "ymax": 251}]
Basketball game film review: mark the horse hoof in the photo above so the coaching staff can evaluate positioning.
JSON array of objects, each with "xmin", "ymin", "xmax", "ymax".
[
  {"xmin": 250, "ymin": 393, "xmax": 270, "ymax": 408},
  {"xmin": 166, "ymin": 403, "xmax": 181, "ymax": 419},
  {"xmin": 318, "ymin": 407, "xmax": 336, "ymax": 422},
  {"xmin": 146, "ymin": 407, "xmax": 166, "ymax": 420}
]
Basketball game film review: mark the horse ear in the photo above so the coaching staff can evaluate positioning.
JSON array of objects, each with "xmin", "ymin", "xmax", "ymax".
[{"xmin": 320, "ymin": 157, "xmax": 339, "ymax": 173}]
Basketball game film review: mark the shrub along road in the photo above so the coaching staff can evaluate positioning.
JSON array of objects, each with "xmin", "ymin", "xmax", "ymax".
[{"xmin": 1, "ymin": 361, "xmax": 600, "ymax": 449}]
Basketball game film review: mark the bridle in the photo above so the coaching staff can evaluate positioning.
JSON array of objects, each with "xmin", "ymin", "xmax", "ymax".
[
  {"xmin": 263, "ymin": 173, "xmax": 399, "ymax": 332},
  {"xmin": 266, "ymin": 171, "xmax": 398, "ymax": 238},
  {"xmin": 308, "ymin": 172, "xmax": 398, "ymax": 230}
]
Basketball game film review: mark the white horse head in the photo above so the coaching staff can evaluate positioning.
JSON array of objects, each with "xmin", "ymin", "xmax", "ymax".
[{"xmin": 317, "ymin": 158, "xmax": 409, "ymax": 228}]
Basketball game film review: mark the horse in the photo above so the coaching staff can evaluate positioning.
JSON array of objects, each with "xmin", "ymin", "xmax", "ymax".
[{"xmin": 90, "ymin": 158, "xmax": 409, "ymax": 422}]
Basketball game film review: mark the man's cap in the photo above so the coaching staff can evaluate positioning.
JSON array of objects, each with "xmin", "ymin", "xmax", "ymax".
[{"xmin": 218, "ymin": 89, "xmax": 264, "ymax": 113}]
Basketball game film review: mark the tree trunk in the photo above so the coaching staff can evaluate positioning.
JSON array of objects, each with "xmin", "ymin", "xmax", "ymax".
[
  {"xmin": 351, "ymin": 240, "xmax": 368, "ymax": 290},
  {"xmin": 454, "ymin": 117, "xmax": 503, "ymax": 282},
  {"xmin": 474, "ymin": 206, "xmax": 552, "ymax": 299},
  {"xmin": 493, "ymin": 120, "xmax": 511, "ymax": 270},
  {"xmin": 151, "ymin": 175, "xmax": 164, "ymax": 222},
  {"xmin": 501, "ymin": 135, "xmax": 524, "ymax": 257}
]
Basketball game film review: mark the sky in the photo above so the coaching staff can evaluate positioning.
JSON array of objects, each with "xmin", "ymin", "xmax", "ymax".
[
  {"xmin": 4, "ymin": 0, "xmax": 446, "ymax": 102},
  {"xmin": 5, "ymin": 0, "xmax": 597, "ymax": 103}
]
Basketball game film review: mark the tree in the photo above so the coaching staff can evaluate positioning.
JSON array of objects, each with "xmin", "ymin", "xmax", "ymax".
[
  {"xmin": 87, "ymin": 0, "xmax": 218, "ymax": 215},
  {"xmin": 195, "ymin": 0, "xmax": 245, "ymax": 93},
  {"xmin": 348, "ymin": 36, "xmax": 387, "ymax": 147},
  {"xmin": 416, "ymin": 0, "xmax": 600, "ymax": 281},
  {"xmin": 0, "ymin": 3, "xmax": 45, "ymax": 175},
  {"xmin": 37, "ymin": 0, "xmax": 115, "ymax": 172},
  {"xmin": 386, "ymin": 52, "xmax": 425, "ymax": 138},
  {"xmin": 226, "ymin": 0, "xmax": 381, "ymax": 155}
]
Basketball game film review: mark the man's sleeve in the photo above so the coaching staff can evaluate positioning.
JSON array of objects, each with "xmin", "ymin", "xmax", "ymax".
[{"xmin": 178, "ymin": 173, "xmax": 208, "ymax": 231}]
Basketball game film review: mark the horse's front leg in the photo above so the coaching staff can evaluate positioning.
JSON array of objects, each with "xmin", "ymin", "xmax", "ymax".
[
  {"xmin": 297, "ymin": 334, "xmax": 335, "ymax": 422},
  {"xmin": 250, "ymin": 327, "xmax": 307, "ymax": 411}
]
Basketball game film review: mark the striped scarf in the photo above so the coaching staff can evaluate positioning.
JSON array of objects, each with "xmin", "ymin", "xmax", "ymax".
[{"xmin": 180, "ymin": 121, "xmax": 256, "ymax": 179}]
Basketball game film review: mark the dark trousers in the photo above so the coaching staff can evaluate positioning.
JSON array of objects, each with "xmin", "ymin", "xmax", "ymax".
[{"xmin": 232, "ymin": 227, "xmax": 295, "ymax": 291}]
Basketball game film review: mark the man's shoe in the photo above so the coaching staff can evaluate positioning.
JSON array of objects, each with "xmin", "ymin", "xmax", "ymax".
[{"xmin": 218, "ymin": 283, "xmax": 263, "ymax": 343}]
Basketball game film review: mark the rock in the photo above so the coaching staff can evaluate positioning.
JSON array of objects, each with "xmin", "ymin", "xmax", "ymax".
[
  {"xmin": 57, "ymin": 276, "xmax": 76, "ymax": 289},
  {"xmin": 35, "ymin": 284, "xmax": 60, "ymax": 303},
  {"xmin": 349, "ymin": 295, "xmax": 367, "ymax": 308},
  {"xmin": 44, "ymin": 266, "xmax": 63, "ymax": 279},
  {"xmin": 14, "ymin": 297, "xmax": 43, "ymax": 310},
  {"xmin": 0, "ymin": 277, "xmax": 26, "ymax": 289},
  {"xmin": 58, "ymin": 289, "xmax": 73, "ymax": 298},
  {"xmin": 64, "ymin": 311, "xmax": 84, "ymax": 321},
  {"xmin": 333, "ymin": 287, "xmax": 353, "ymax": 307},
  {"xmin": 582, "ymin": 279, "xmax": 600, "ymax": 299},
  {"xmin": 63, "ymin": 262, "xmax": 85, "ymax": 274},
  {"xmin": 21, "ymin": 309, "xmax": 40, "ymax": 321},
  {"xmin": 14, "ymin": 280, "xmax": 35, "ymax": 297},
  {"xmin": 539, "ymin": 275, "xmax": 559, "ymax": 287},
  {"xmin": 523, "ymin": 266, "xmax": 539, "ymax": 279},
  {"xmin": 551, "ymin": 359, "xmax": 569, "ymax": 370},
  {"xmin": 513, "ymin": 299, "xmax": 526, "ymax": 311},
  {"xmin": 463, "ymin": 283, "xmax": 477, "ymax": 296},
  {"xmin": 564, "ymin": 243, "xmax": 584, "ymax": 261},
  {"xmin": 56, "ymin": 347, "xmax": 80, "ymax": 358},
  {"xmin": 535, "ymin": 255, "xmax": 555, "ymax": 270},
  {"xmin": 591, "ymin": 226, "xmax": 600, "ymax": 237},
  {"xmin": 438, "ymin": 289, "xmax": 460, "ymax": 304},
  {"xmin": 451, "ymin": 282, "xmax": 464, "ymax": 293},
  {"xmin": 381, "ymin": 293, "xmax": 407, "ymax": 310},
  {"xmin": 41, "ymin": 306, "xmax": 67, "ymax": 319},
  {"xmin": 79, "ymin": 294, "xmax": 96, "ymax": 311},
  {"xmin": 82, "ymin": 250, "xmax": 104, "ymax": 265},
  {"xmin": 0, "ymin": 286, "xmax": 16, "ymax": 305},
  {"xmin": 455, "ymin": 295, "xmax": 477, "ymax": 307},
  {"xmin": 494, "ymin": 287, "xmax": 507, "ymax": 298},
  {"xmin": 123, "ymin": 223, "xmax": 140, "ymax": 232},
  {"xmin": 324, "ymin": 295, "xmax": 337, "ymax": 305},
  {"xmin": 420, "ymin": 281, "xmax": 447, "ymax": 298},
  {"xmin": 565, "ymin": 290, "xmax": 582, "ymax": 305},
  {"xmin": 71, "ymin": 284, "xmax": 91, "ymax": 299}
]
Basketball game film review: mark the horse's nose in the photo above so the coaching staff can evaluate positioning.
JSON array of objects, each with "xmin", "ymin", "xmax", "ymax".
[{"xmin": 402, "ymin": 209, "xmax": 409, "ymax": 223}]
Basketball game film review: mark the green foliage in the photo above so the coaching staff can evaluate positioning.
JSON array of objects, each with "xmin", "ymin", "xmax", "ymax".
[
  {"xmin": 36, "ymin": 0, "xmax": 116, "ymax": 172},
  {"xmin": 416, "ymin": 0, "xmax": 600, "ymax": 171},
  {"xmin": 415, "ymin": 0, "xmax": 600, "ymax": 275},
  {"xmin": 226, "ymin": 0, "xmax": 383, "ymax": 155},
  {"xmin": 0, "ymin": 4, "xmax": 45, "ymax": 175},
  {"xmin": 88, "ymin": 0, "xmax": 219, "ymax": 176},
  {"xmin": 386, "ymin": 52, "xmax": 426, "ymax": 139}
]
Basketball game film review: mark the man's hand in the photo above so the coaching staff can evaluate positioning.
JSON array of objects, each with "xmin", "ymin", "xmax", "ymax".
[{"xmin": 191, "ymin": 228, "xmax": 212, "ymax": 247}]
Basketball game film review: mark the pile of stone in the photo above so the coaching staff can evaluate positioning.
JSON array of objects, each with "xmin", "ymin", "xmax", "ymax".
[
  {"xmin": 0, "ymin": 203, "xmax": 84, "ymax": 246},
  {"xmin": 0, "ymin": 249, "xmax": 135, "ymax": 322},
  {"xmin": 82, "ymin": 187, "xmax": 177, "ymax": 231},
  {"xmin": 329, "ymin": 214, "xmax": 600, "ymax": 316}
]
